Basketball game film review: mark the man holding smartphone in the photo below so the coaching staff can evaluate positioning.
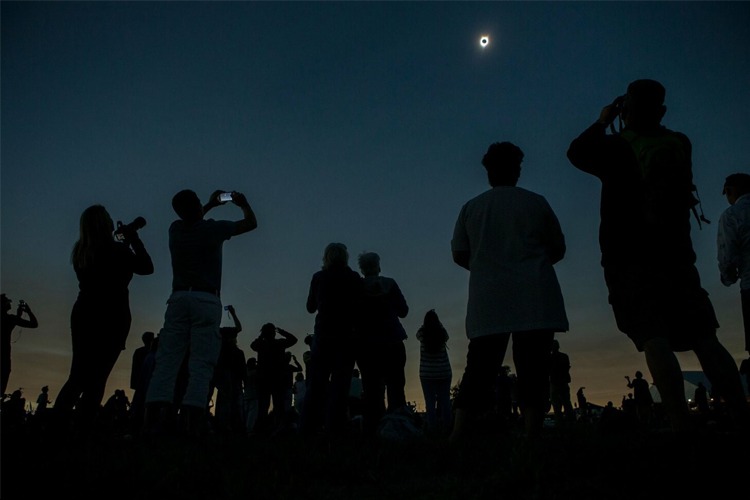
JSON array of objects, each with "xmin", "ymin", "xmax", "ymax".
[
  {"xmin": 1, "ymin": 294, "xmax": 39, "ymax": 396},
  {"xmin": 145, "ymin": 189, "xmax": 257, "ymax": 435}
]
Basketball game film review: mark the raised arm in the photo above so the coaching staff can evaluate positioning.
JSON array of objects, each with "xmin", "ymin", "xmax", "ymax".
[
  {"xmin": 391, "ymin": 281, "xmax": 409, "ymax": 319},
  {"xmin": 229, "ymin": 192, "xmax": 258, "ymax": 236},
  {"xmin": 276, "ymin": 327, "xmax": 298, "ymax": 348},
  {"xmin": 15, "ymin": 304, "xmax": 39, "ymax": 329},
  {"xmin": 228, "ymin": 305, "xmax": 242, "ymax": 334}
]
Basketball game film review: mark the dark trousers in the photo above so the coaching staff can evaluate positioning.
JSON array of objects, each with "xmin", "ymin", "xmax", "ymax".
[
  {"xmin": 1, "ymin": 350, "xmax": 10, "ymax": 396},
  {"xmin": 357, "ymin": 341, "xmax": 407, "ymax": 434},
  {"xmin": 455, "ymin": 331, "xmax": 554, "ymax": 414},
  {"xmin": 55, "ymin": 338, "xmax": 123, "ymax": 416},
  {"xmin": 742, "ymin": 289, "xmax": 750, "ymax": 352},
  {"xmin": 256, "ymin": 371, "xmax": 286, "ymax": 432},
  {"xmin": 298, "ymin": 335, "xmax": 355, "ymax": 435}
]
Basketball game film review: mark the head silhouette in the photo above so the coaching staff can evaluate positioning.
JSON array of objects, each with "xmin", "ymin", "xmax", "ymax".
[
  {"xmin": 635, "ymin": 371, "xmax": 643, "ymax": 379},
  {"xmin": 723, "ymin": 173, "xmax": 750, "ymax": 206},
  {"xmin": 322, "ymin": 243, "xmax": 349, "ymax": 270},
  {"xmin": 482, "ymin": 142, "xmax": 524, "ymax": 187},
  {"xmin": 247, "ymin": 357, "xmax": 257, "ymax": 370},
  {"xmin": 259, "ymin": 323, "xmax": 276, "ymax": 340},
  {"xmin": 358, "ymin": 252, "xmax": 381, "ymax": 277},
  {"xmin": 622, "ymin": 79, "xmax": 667, "ymax": 128},
  {"xmin": 72, "ymin": 205, "xmax": 115, "ymax": 269},
  {"xmin": 552, "ymin": 339, "xmax": 560, "ymax": 353},
  {"xmin": 172, "ymin": 190, "xmax": 203, "ymax": 223},
  {"xmin": 142, "ymin": 331, "xmax": 155, "ymax": 346}
]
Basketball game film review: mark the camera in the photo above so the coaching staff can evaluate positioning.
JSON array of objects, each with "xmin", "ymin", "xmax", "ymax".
[
  {"xmin": 114, "ymin": 217, "xmax": 147, "ymax": 241},
  {"xmin": 224, "ymin": 305, "xmax": 231, "ymax": 311},
  {"xmin": 18, "ymin": 300, "xmax": 27, "ymax": 311},
  {"xmin": 218, "ymin": 192, "xmax": 233, "ymax": 203}
]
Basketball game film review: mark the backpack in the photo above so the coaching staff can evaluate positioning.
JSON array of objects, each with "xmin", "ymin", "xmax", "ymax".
[{"xmin": 619, "ymin": 129, "xmax": 710, "ymax": 229}]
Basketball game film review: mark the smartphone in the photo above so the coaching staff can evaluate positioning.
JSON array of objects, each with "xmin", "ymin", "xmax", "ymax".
[
  {"xmin": 115, "ymin": 233, "xmax": 125, "ymax": 242},
  {"xmin": 224, "ymin": 305, "xmax": 230, "ymax": 311},
  {"xmin": 219, "ymin": 192, "xmax": 233, "ymax": 203}
]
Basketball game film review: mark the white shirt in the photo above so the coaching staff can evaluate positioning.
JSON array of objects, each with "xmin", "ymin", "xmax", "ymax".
[
  {"xmin": 718, "ymin": 193, "xmax": 750, "ymax": 289},
  {"xmin": 452, "ymin": 186, "xmax": 569, "ymax": 338}
]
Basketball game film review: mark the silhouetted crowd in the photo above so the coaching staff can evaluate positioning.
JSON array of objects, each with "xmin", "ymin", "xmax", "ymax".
[{"xmin": 2, "ymin": 79, "xmax": 750, "ymax": 443}]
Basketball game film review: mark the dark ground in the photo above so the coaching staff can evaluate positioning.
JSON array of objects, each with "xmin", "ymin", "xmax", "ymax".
[{"xmin": 2, "ymin": 418, "xmax": 747, "ymax": 500}]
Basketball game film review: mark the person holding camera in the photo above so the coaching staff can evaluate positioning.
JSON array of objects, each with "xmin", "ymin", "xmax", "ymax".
[
  {"xmin": 145, "ymin": 190, "xmax": 257, "ymax": 436},
  {"xmin": 55, "ymin": 205, "xmax": 154, "ymax": 422},
  {"xmin": 567, "ymin": 79, "xmax": 749, "ymax": 430},
  {"xmin": 250, "ymin": 323, "xmax": 297, "ymax": 432},
  {"xmin": 1, "ymin": 294, "xmax": 39, "ymax": 396}
]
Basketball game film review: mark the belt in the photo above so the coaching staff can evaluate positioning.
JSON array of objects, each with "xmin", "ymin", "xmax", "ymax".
[{"xmin": 173, "ymin": 286, "xmax": 220, "ymax": 298}]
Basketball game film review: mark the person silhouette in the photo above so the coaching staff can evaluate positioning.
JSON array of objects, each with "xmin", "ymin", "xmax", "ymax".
[
  {"xmin": 567, "ymin": 79, "xmax": 749, "ymax": 430},
  {"xmin": 210, "ymin": 305, "xmax": 245, "ymax": 433},
  {"xmin": 251, "ymin": 323, "xmax": 297, "ymax": 432},
  {"xmin": 145, "ymin": 190, "xmax": 257, "ymax": 436},
  {"xmin": 576, "ymin": 387, "xmax": 589, "ymax": 419},
  {"xmin": 1, "ymin": 294, "xmax": 39, "ymax": 396},
  {"xmin": 417, "ymin": 309, "xmax": 452, "ymax": 431},
  {"xmin": 298, "ymin": 243, "xmax": 363, "ymax": 436},
  {"xmin": 450, "ymin": 142, "xmax": 569, "ymax": 442},
  {"xmin": 243, "ymin": 357, "xmax": 259, "ymax": 435},
  {"xmin": 55, "ymin": 205, "xmax": 153, "ymax": 426},
  {"xmin": 131, "ymin": 332, "xmax": 155, "ymax": 392},
  {"xmin": 550, "ymin": 340, "xmax": 576, "ymax": 424},
  {"xmin": 356, "ymin": 251, "xmax": 409, "ymax": 435},
  {"xmin": 695, "ymin": 382, "xmax": 709, "ymax": 414},
  {"xmin": 36, "ymin": 386, "xmax": 51, "ymax": 413},
  {"xmin": 718, "ymin": 173, "xmax": 750, "ymax": 357},
  {"xmin": 626, "ymin": 371, "xmax": 654, "ymax": 423}
]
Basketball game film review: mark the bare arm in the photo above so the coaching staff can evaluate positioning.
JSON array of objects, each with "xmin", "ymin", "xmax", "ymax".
[
  {"xmin": 230, "ymin": 192, "xmax": 258, "ymax": 236},
  {"xmin": 15, "ymin": 305, "xmax": 38, "ymax": 329},
  {"xmin": 228, "ymin": 305, "xmax": 242, "ymax": 334}
]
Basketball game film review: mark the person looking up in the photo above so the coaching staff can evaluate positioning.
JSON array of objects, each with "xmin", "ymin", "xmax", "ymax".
[
  {"xmin": 145, "ymin": 190, "xmax": 257, "ymax": 436},
  {"xmin": 1, "ymin": 294, "xmax": 39, "ymax": 396},
  {"xmin": 55, "ymin": 205, "xmax": 153, "ymax": 425},
  {"xmin": 568, "ymin": 79, "xmax": 749, "ymax": 430}
]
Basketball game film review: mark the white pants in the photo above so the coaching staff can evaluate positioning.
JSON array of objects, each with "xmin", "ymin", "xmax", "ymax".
[{"xmin": 146, "ymin": 291, "xmax": 222, "ymax": 408}]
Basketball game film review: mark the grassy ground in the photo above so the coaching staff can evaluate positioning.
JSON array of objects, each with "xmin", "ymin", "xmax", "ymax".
[{"xmin": 3, "ymin": 418, "xmax": 747, "ymax": 500}]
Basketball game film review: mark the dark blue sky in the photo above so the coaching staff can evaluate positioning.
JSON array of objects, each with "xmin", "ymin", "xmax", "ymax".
[{"xmin": 2, "ymin": 2, "xmax": 749, "ymax": 407}]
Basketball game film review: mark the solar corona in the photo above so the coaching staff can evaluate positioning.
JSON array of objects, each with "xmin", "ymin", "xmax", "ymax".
[{"xmin": 480, "ymin": 36, "xmax": 489, "ymax": 48}]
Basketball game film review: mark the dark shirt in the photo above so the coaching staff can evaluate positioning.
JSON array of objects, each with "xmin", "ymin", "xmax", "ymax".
[
  {"xmin": 250, "ymin": 337, "xmax": 297, "ymax": 374},
  {"xmin": 169, "ymin": 219, "xmax": 236, "ymax": 292},
  {"xmin": 550, "ymin": 351, "xmax": 572, "ymax": 384},
  {"xmin": 74, "ymin": 239, "xmax": 153, "ymax": 305},
  {"xmin": 307, "ymin": 266, "xmax": 364, "ymax": 337},
  {"xmin": 628, "ymin": 378, "xmax": 653, "ymax": 404},
  {"xmin": 567, "ymin": 122, "xmax": 697, "ymax": 269},
  {"xmin": 359, "ymin": 276, "xmax": 408, "ymax": 343},
  {"xmin": 131, "ymin": 345, "xmax": 150, "ymax": 390}
]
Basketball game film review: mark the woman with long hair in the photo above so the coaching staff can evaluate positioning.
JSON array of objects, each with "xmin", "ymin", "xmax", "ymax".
[
  {"xmin": 417, "ymin": 309, "xmax": 452, "ymax": 431},
  {"xmin": 55, "ymin": 205, "xmax": 153, "ymax": 423},
  {"xmin": 298, "ymin": 243, "xmax": 363, "ymax": 435}
]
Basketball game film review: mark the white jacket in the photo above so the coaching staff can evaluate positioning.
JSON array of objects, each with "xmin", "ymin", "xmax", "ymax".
[{"xmin": 718, "ymin": 193, "xmax": 750, "ymax": 289}]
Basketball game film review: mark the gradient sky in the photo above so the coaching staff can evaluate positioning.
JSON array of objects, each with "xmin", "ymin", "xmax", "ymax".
[{"xmin": 2, "ymin": 2, "xmax": 750, "ymax": 410}]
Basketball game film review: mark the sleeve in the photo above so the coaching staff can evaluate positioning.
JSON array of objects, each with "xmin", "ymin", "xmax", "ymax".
[
  {"xmin": 540, "ymin": 197, "xmax": 566, "ymax": 265},
  {"xmin": 566, "ymin": 121, "xmax": 611, "ymax": 179},
  {"xmin": 416, "ymin": 328, "xmax": 424, "ymax": 341},
  {"xmin": 209, "ymin": 219, "xmax": 238, "ymax": 242},
  {"xmin": 391, "ymin": 281, "xmax": 409, "ymax": 319},
  {"xmin": 717, "ymin": 210, "xmax": 740, "ymax": 286},
  {"xmin": 451, "ymin": 204, "xmax": 470, "ymax": 252},
  {"xmin": 123, "ymin": 239, "xmax": 154, "ymax": 276}
]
